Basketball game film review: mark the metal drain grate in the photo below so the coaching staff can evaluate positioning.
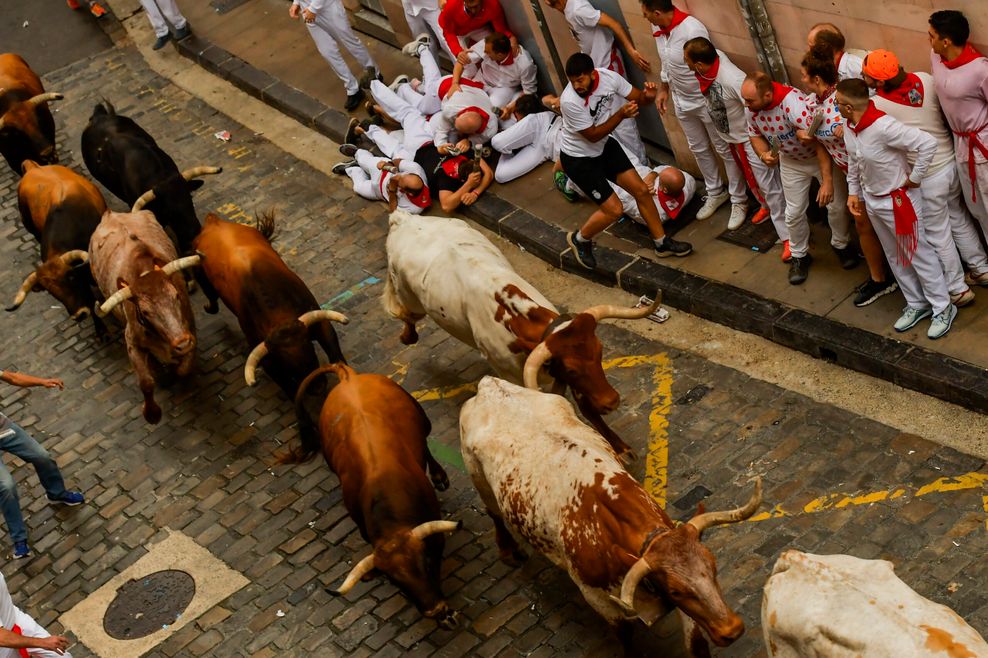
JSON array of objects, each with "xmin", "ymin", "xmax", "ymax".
[{"xmin": 102, "ymin": 570, "xmax": 196, "ymax": 640}]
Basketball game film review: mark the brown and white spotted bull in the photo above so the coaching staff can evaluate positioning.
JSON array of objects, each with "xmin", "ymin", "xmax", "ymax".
[
  {"xmin": 192, "ymin": 212, "xmax": 347, "ymax": 398},
  {"xmin": 383, "ymin": 210, "xmax": 660, "ymax": 459},
  {"xmin": 7, "ymin": 161, "xmax": 106, "ymax": 331},
  {"xmin": 285, "ymin": 364, "xmax": 461, "ymax": 628},
  {"xmin": 0, "ymin": 54, "xmax": 63, "ymax": 173},
  {"xmin": 460, "ymin": 371, "xmax": 762, "ymax": 656},
  {"xmin": 89, "ymin": 207, "xmax": 200, "ymax": 424}
]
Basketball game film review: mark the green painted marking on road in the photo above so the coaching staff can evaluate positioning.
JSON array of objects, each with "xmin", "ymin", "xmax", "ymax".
[
  {"xmin": 321, "ymin": 276, "xmax": 381, "ymax": 309},
  {"xmin": 428, "ymin": 438, "xmax": 465, "ymax": 472}
]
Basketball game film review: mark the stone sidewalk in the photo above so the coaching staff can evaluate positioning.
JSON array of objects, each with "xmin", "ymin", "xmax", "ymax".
[{"xmin": 126, "ymin": 0, "xmax": 988, "ymax": 414}]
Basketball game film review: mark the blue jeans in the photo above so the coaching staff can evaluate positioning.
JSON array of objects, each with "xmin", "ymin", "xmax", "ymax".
[{"xmin": 0, "ymin": 420, "xmax": 67, "ymax": 544}]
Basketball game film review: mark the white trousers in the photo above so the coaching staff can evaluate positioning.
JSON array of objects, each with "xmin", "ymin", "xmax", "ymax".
[
  {"xmin": 140, "ymin": 0, "xmax": 187, "ymax": 37},
  {"xmin": 955, "ymin": 159, "xmax": 988, "ymax": 258},
  {"xmin": 921, "ymin": 165, "xmax": 977, "ymax": 294},
  {"xmin": 305, "ymin": 1, "xmax": 377, "ymax": 95},
  {"xmin": 346, "ymin": 150, "xmax": 389, "ymax": 201},
  {"xmin": 491, "ymin": 112, "xmax": 556, "ymax": 183},
  {"xmin": 395, "ymin": 47, "xmax": 444, "ymax": 116},
  {"xmin": 613, "ymin": 119, "xmax": 647, "ymax": 169},
  {"xmin": 677, "ymin": 100, "xmax": 746, "ymax": 203},
  {"xmin": 455, "ymin": 28, "xmax": 492, "ymax": 52},
  {"xmin": 488, "ymin": 86, "xmax": 521, "ymax": 110},
  {"xmin": 730, "ymin": 141, "xmax": 788, "ymax": 242},
  {"xmin": 368, "ymin": 81, "xmax": 434, "ymax": 159},
  {"xmin": 779, "ymin": 155, "xmax": 850, "ymax": 258},
  {"xmin": 403, "ymin": 5, "xmax": 453, "ymax": 59},
  {"xmin": 864, "ymin": 187, "xmax": 950, "ymax": 315}
]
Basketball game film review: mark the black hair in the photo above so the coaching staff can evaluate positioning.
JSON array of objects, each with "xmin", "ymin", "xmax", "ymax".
[
  {"xmin": 640, "ymin": 0, "xmax": 673, "ymax": 12},
  {"xmin": 513, "ymin": 94, "xmax": 542, "ymax": 118},
  {"xmin": 801, "ymin": 45, "xmax": 838, "ymax": 86},
  {"xmin": 929, "ymin": 10, "xmax": 970, "ymax": 47},
  {"xmin": 486, "ymin": 32, "xmax": 512, "ymax": 55},
  {"xmin": 836, "ymin": 78, "xmax": 870, "ymax": 104},
  {"xmin": 565, "ymin": 52, "xmax": 595, "ymax": 78},
  {"xmin": 683, "ymin": 37, "xmax": 717, "ymax": 65}
]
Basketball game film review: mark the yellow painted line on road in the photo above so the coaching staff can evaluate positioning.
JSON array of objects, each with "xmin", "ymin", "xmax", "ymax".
[
  {"xmin": 404, "ymin": 352, "xmax": 674, "ymax": 507},
  {"xmin": 748, "ymin": 471, "xmax": 988, "ymax": 524}
]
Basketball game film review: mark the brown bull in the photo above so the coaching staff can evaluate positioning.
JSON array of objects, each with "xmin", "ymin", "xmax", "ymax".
[
  {"xmin": 285, "ymin": 364, "xmax": 461, "ymax": 628},
  {"xmin": 191, "ymin": 212, "xmax": 347, "ymax": 398},
  {"xmin": 89, "ymin": 209, "xmax": 200, "ymax": 424},
  {"xmin": 0, "ymin": 54, "xmax": 62, "ymax": 173},
  {"xmin": 8, "ymin": 161, "xmax": 106, "ymax": 330}
]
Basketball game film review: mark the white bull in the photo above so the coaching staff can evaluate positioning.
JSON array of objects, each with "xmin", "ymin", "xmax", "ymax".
[
  {"xmin": 763, "ymin": 550, "xmax": 988, "ymax": 658},
  {"xmin": 460, "ymin": 373, "xmax": 761, "ymax": 655},
  {"xmin": 383, "ymin": 210, "xmax": 659, "ymax": 459}
]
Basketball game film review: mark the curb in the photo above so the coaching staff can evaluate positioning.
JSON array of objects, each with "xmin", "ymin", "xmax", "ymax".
[{"xmin": 174, "ymin": 36, "xmax": 988, "ymax": 414}]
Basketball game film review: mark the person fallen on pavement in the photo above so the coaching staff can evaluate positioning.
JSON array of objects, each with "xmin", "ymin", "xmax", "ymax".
[
  {"xmin": 333, "ymin": 146, "xmax": 432, "ymax": 214},
  {"xmin": 450, "ymin": 32, "xmax": 538, "ymax": 122}
]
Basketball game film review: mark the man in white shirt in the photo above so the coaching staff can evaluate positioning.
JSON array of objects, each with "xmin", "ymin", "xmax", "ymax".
[
  {"xmin": 643, "ymin": 0, "xmax": 745, "ymax": 222},
  {"xmin": 433, "ymin": 76, "xmax": 499, "ymax": 149},
  {"xmin": 838, "ymin": 78, "xmax": 957, "ymax": 339},
  {"xmin": 289, "ymin": 0, "xmax": 380, "ymax": 111},
  {"xmin": 491, "ymin": 95, "xmax": 564, "ymax": 183},
  {"xmin": 863, "ymin": 48, "xmax": 986, "ymax": 307},
  {"xmin": 333, "ymin": 146, "xmax": 432, "ymax": 214},
  {"xmin": 451, "ymin": 32, "xmax": 538, "ymax": 118},
  {"xmin": 0, "ymin": 571, "xmax": 71, "ymax": 657},
  {"xmin": 545, "ymin": 0, "xmax": 650, "ymax": 77},
  {"xmin": 608, "ymin": 164, "xmax": 696, "ymax": 224},
  {"xmin": 744, "ymin": 72, "xmax": 849, "ymax": 285},
  {"xmin": 559, "ymin": 53, "xmax": 692, "ymax": 269},
  {"xmin": 683, "ymin": 37, "xmax": 783, "ymax": 233},
  {"xmin": 807, "ymin": 23, "xmax": 864, "ymax": 82}
]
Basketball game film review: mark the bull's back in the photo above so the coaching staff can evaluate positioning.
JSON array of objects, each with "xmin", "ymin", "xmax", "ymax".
[
  {"xmin": 0, "ymin": 54, "xmax": 43, "ymax": 97},
  {"xmin": 460, "ymin": 377, "xmax": 630, "ymax": 555},
  {"xmin": 19, "ymin": 165, "xmax": 106, "ymax": 234},
  {"xmin": 90, "ymin": 210, "xmax": 177, "ymax": 289}
]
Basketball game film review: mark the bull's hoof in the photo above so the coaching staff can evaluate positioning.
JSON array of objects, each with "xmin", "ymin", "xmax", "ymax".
[
  {"xmin": 499, "ymin": 548, "xmax": 528, "ymax": 568},
  {"xmin": 399, "ymin": 325, "xmax": 419, "ymax": 345},
  {"xmin": 431, "ymin": 471, "xmax": 450, "ymax": 492},
  {"xmin": 143, "ymin": 402, "xmax": 162, "ymax": 425},
  {"xmin": 203, "ymin": 300, "xmax": 219, "ymax": 314}
]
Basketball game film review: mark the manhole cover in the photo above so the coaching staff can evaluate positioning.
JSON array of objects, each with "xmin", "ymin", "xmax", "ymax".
[{"xmin": 103, "ymin": 570, "xmax": 196, "ymax": 640}]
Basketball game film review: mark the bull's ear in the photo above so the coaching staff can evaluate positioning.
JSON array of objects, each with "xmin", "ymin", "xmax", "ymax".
[{"xmin": 187, "ymin": 179, "xmax": 205, "ymax": 192}]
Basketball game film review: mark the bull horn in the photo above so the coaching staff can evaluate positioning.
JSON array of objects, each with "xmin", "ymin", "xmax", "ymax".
[
  {"xmin": 244, "ymin": 342, "xmax": 269, "ymax": 386},
  {"xmin": 410, "ymin": 519, "xmax": 462, "ymax": 541},
  {"xmin": 25, "ymin": 92, "xmax": 63, "ymax": 109},
  {"xmin": 131, "ymin": 188, "xmax": 156, "ymax": 212},
  {"xmin": 613, "ymin": 556, "xmax": 654, "ymax": 614},
  {"xmin": 96, "ymin": 285, "xmax": 133, "ymax": 317},
  {"xmin": 522, "ymin": 341, "xmax": 552, "ymax": 391},
  {"xmin": 297, "ymin": 309, "xmax": 350, "ymax": 327},
  {"xmin": 328, "ymin": 554, "xmax": 376, "ymax": 596},
  {"xmin": 161, "ymin": 255, "xmax": 202, "ymax": 276},
  {"xmin": 180, "ymin": 165, "xmax": 222, "ymax": 180},
  {"xmin": 687, "ymin": 477, "xmax": 763, "ymax": 534},
  {"xmin": 6, "ymin": 271, "xmax": 38, "ymax": 311},
  {"xmin": 58, "ymin": 250, "xmax": 89, "ymax": 266},
  {"xmin": 583, "ymin": 291, "xmax": 661, "ymax": 322}
]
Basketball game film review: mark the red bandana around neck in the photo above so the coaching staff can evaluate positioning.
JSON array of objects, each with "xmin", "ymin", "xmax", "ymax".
[
  {"xmin": 850, "ymin": 101, "xmax": 886, "ymax": 134},
  {"xmin": 405, "ymin": 185, "xmax": 432, "ymax": 208},
  {"xmin": 657, "ymin": 188, "xmax": 686, "ymax": 219},
  {"xmin": 877, "ymin": 72, "xmax": 924, "ymax": 107},
  {"xmin": 695, "ymin": 56, "xmax": 720, "ymax": 95},
  {"xmin": 581, "ymin": 71, "xmax": 601, "ymax": 105},
  {"xmin": 456, "ymin": 106, "xmax": 490, "ymax": 133},
  {"xmin": 496, "ymin": 50, "xmax": 515, "ymax": 66},
  {"xmin": 652, "ymin": 7, "xmax": 688, "ymax": 38},
  {"xmin": 941, "ymin": 43, "xmax": 985, "ymax": 70},
  {"xmin": 437, "ymin": 76, "xmax": 485, "ymax": 100},
  {"xmin": 764, "ymin": 82, "xmax": 792, "ymax": 111}
]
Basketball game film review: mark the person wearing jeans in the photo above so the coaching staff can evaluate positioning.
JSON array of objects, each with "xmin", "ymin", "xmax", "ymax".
[{"xmin": 0, "ymin": 370, "xmax": 84, "ymax": 560}]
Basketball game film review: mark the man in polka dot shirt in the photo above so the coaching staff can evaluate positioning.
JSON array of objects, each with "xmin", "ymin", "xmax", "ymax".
[{"xmin": 743, "ymin": 72, "xmax": 846, "ymax": 285}]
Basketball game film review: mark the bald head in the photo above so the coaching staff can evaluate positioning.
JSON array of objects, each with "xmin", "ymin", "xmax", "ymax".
[
  {"xmin": 454, "ymin": 111, "xmax": 485, "ymax": 135},
  {"xmin": 657, "ymin": 167, "xmax": 685, "ymax": 196},
  {"xmin": 741, "ymin": 72, "xmax": 774, "ymax": 111},
  {"xmin": 808, "ymin": 22, "xmax": 845, "ymax": 53}
]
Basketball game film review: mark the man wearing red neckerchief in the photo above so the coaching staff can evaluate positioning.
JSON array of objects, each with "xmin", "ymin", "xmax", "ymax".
[
  {"xmin": 449, "ymin": 32, "xmax": 538, "ymax": 121},
  {"xmin": 438, "ymin": 0, "xmax": 516, "ymax": 66},
  {"xmin": 0, "ymin": 570, "xmax": 71, "ymax": 656},
  {"xmin": 642, "ymin": 0, "xmax": 747, "ymax": 223},
  {"xmin": 863, "ymin": 48, "xmax": 988, "ymax": 306},
  {"xmin": 928, "ymin": 10, "xmax": 988, "ymax": 248},
  {"xmin": 837, "ymin": 78, "xmax": 956, "ymax": 340},
  {"xmin": 544, "ymin": 0, "xmax": 650, "ymax": 77}
]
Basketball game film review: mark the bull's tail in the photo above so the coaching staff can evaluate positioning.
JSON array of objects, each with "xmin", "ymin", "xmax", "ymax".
[
  {"xmin": 281, "ymin": 363, "xmax": 353, "ymax": 464},
  {"xmin": 381, "ymin": 268, "xmax": 402, "ymax": 320},
  {"xmin": 255, "ymin": 210, "xmax": 276, "ymax": 242}
]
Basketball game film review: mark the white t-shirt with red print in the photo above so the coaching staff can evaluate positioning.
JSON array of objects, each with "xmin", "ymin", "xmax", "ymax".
[{"xmin": 746, "ymin": 83, "xmax": 818, "ymax": 161}]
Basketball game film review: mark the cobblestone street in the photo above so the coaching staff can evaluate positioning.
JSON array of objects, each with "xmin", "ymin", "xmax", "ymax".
[{"xmin": 0, "ymin": 45, "xmax": 985, "ymax": 657}]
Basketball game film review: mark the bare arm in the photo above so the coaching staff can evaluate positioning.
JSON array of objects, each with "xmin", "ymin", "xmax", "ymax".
[
  {"xmin": 749, "ymin": 135, "xmax": 777, "ymax": 166},
  {"xmin": 597, "ymin": 13, "xmax": 651, "ymax": 73},
  {"xmin": 814, "ymin": 141, "xmax": 834, "ymax": 205},
  {"xmin": 0, "ymin": 371, "xmax": 64, "ymax": 389},
  {"xmin": 440, "ymin": 171, "xmax": 483, "ymax": 212},
  {"xmin": 0, "ymin": 629, "xmax": 69, "ymax": 653}
]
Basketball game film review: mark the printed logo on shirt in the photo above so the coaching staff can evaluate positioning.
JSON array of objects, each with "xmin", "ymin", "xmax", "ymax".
[
  {"xmin": 587, "ymin": 93, "xmax": 615, "ymax": 120},
  {"xmin": 706, "ymin": 83, "xmax": 729, "ymax": 135}
]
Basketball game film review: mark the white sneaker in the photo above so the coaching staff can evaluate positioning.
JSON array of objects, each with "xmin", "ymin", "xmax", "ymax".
[
  {"xmin": 727, "ymin": 203, "xmax": 747, "ymax": 230},
  {"xmin": 927, "ymin": 304, "xmax": 957, "ymax": 339},
  {"xmin": 389, "ymin": 74, "xmax": 410, "ymax": 92},
  {"xmin": 401, "ymin": 34, "xmax": 430, "ymax": 57},
  {"xmin": 696, "ymin": 191, "xmax": 730, "ymax": 220},
  {"xmin": 893, "ymin": 307, "xmax": 932, "ymax": 332}
]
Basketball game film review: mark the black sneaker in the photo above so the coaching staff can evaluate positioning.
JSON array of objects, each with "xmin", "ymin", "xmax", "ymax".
[
  {"xmin": 834, "ymin": 245, "xmax": 860, "ymax": 270},
  {"xmin": 358, "ymin": 67, "xmax": 382, "ymax": 90},
  {"xmin": 339, "ymin": 143, "xmax": 358, "ymax": 157},
  {"xmin": 174, "ymin": 25, "xmax": 192, "ymax": 41},
  {"xmin": 566, "ymin": 231, "xmax": 596, "ymax": 270},
  {"xmin": 344, "ymin": 117, "xmax": 360, "ymax": 146},
  {"xmin": 788, "ymin": 254, "xmax": 812, "ymax": 285},
  {"xmin": 152, "ymin": 33, "xmax": 172, "ymax": 51},
  {"xmin": 654, "ymin": 237, "xmax": 692, "ymax": 258},
  {"xmin": 853, "ymin": 278, "xmax": 899, "ymax": 307},
  {"xmin": 332, "ymin": 160, "xmax": 356, "ymax": 175},
  {"xmin": 344, "ymin": 89, "xmax": 364, "ymax": 112}
]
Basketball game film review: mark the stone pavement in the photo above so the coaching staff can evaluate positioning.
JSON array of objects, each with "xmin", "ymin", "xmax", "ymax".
[
  {"xmin": 0, "ymin": 44, "xmax": 985, "ymax": 658},
  {"xmin": 149, "ymin": 0, "xmax": 988, "ymax": 414}
]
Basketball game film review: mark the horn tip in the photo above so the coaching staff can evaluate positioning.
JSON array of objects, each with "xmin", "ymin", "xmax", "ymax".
[
  {"xmin": 455, "ymin": 519, "xmax": 463, "ymax": 531},
  {"xmin": 4, "ymin": 305, "xmax": 18, "ymax": 313}
]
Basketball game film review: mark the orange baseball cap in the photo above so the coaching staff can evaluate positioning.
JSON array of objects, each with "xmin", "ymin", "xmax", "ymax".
[{"xmin": 862, "ymin": 49, "xmax": 900, "ymax": 81}]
